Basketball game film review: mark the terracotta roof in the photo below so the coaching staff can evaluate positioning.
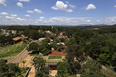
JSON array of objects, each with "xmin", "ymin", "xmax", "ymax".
[
  {"xmin": 51, "ymin": 33, "xmax": 56, "ymax": 36},
  {"xmin": 13, "ymin": 35, "xmax": 28, "ymax": 41},
  {"xmin": 13, "ymin": 37, "xmax": 21, "ymax": 41},
  {"xmin": 48, "ymin": 50, "xmax": 67, "ymax": 56}
]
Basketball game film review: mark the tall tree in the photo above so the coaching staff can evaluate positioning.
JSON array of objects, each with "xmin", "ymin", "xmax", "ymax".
[{"xmin": 57, "ymin": 62, "xmax": 72, "ymax": 77}]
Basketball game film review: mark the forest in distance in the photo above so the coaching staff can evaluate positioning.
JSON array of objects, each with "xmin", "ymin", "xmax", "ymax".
[{"xmin": 1, "ymin": 24, "xmax": 116, "ymax": 77}]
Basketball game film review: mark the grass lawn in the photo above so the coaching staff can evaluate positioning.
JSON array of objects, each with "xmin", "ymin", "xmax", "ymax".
[
  {"xmin": 0, "ymin": 42, "xmax": 27, "ymax": 61},
  {"xmin": 49, "ymin": 56, "xmax": 62, "ymax": 59}
]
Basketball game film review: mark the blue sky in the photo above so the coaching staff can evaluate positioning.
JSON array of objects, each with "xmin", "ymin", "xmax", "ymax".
[{"xmin": 0, "ymin": 0, "xmax": 116, "ymax": 25}]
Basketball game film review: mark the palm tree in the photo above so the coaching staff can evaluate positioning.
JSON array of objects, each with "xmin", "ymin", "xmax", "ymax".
[{"xmin": 21, "ymin": 60, "xmax": 26, "ymax": 68}]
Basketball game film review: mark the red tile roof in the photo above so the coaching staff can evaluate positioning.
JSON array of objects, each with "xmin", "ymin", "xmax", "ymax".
[
  {"xmin": 13, "ymin": 35, "xmax": 28, "ymax": 41},
  {"xmin": 48, "ymin": 50, "xmax": 67, "ymax": 56}
]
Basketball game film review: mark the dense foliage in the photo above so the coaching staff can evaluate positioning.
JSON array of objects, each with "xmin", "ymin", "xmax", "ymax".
[
  {"xmin": 32, "ymin": 57, "xmax": 49, "ymax": 77},
  {"xmin": 0, "ymin": 59, "xmax": 27, "ymax": 77},
  {"xmin": 79, "ymin": 60, "xmax": 106, "ymax": 77}
]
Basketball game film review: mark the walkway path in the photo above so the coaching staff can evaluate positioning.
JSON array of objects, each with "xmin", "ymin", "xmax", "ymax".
[{"xmin": 19, "ymin": 55, "xmax": 35, "ymax": 77}]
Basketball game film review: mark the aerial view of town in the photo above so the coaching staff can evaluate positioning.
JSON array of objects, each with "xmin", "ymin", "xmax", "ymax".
[{"xmin": 1, "ymin": 0, "xmax": 116, "ymax": 77}]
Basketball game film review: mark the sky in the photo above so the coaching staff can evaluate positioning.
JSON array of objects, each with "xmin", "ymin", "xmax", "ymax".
[{"xmin": 0, "ymin": 0, "xmax": 116, "ymax": 25}]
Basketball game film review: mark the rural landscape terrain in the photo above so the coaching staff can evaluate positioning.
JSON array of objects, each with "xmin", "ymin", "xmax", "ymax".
[
  {"xmin": 1, "ymin": 0, "xmax": 116, "ymax": 77},
  {"xmin": 1, "ymin": 25, "xmax": 116, "ymax": 77}
]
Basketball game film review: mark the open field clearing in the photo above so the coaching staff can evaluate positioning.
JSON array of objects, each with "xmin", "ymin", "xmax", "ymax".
[{"xmin": 0, "ymin": 42, "xmax": 27, "ymax": 61}]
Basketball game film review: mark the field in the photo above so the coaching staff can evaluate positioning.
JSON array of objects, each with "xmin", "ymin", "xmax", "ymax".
[{"xmin": 0, "ymin": 42, "xmax": 27, "ymax": 61}]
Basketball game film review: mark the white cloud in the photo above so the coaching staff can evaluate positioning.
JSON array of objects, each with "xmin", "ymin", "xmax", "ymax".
[
  {"xmin": 114, "ymin": 5, "xmax": 116, "ymax": 7},
  {"xmin": 97, "ymin": 20, "xmax": 100, "ymax": 22},
  {"xmin": 0, "ymin": 0, "xmax": 6, "ymax": 6},
  {"xmin": 51, "ymin": 1, "xmax": 73, "ymax": 12},
  {"xmin": 19, "ymin": 0, "xmax": 30, "ymax": 2},
  {"xmin": 1, "ymin": 16, "xmax": 93, "ymax": 25},
  {"xmin": 34, "ymin": 9, "xmax": 42, "ymax": 13},
  {"xmin": 40, "ymin": 17, "xmax": 45, "ymax": 19},
  {"xmin": 69, "ymin": 4, "xmax": 76, "ymax": 8},
  {"xmin": 11, "ymin": 14, "xmax": 17, "ymax": 17},
  {"xmin": 66, "ymin": 9, "xmax": 73, "ymax": 12},
  {"xmin": 27, "ymin": 10, "xmax": 34, "ymax": 13},
  {"xmin": 85, "ymin": 20, "xmax": 91, "ymax": 22},
  {"xmin": 86, "ymin": 4, "xmax": 96, "ymax": 10},
  {"xmin": 16, "ymin": 2, "xmax": 23, "ymax": 8},
  {"xmin": 25, "ymin": 14, "xmax": 30, "ymax": 17},
  {"xmin": 6, "ymin": 16, "xmax": 11, "ymax": 19},
  {"xmin": 66, "ymin": 1, "xmax": 69, "ymax": 4},
  {"xmin": 0, "ymin": 12, "xmax": 8, "ymax": 15},
  {"xmin": 17, "ymin": 17, "xmax": 26, "ymax": 21}
]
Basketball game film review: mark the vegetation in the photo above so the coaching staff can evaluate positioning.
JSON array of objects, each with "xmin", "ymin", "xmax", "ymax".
[
  {"xmin": 0, "ymin": 59, "xmax": 27, "ymax": 77},
  {"xmin": 79, "ymin": 60, "xmax": 106, "ymax": 77},
  {"xmin": 57, "ymin": 62, "xmax": 72, "ymax": 77},
  {"xmin": 0, "ymin": 30, "xmax": 3, "ymax": 35},
  {"xmin": 49, "ymin": 56, "xmax": 62, "ymax": 59},
  {"xmin": 0, "ymin": 42, "xmax": 27, "ymax": 61},
  {"xmin": 32, "ymin": 57, "xmax": 49, "ymax": 77},
  {"xmin": 21, "ymin": 59, "xmax": 26, "ymax": 68},
  {"xmin": 27, "ymin": 42, "xmax": 39, "ymax": 53}
]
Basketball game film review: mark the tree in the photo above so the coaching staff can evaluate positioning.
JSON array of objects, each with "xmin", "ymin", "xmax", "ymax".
[
  {"xmin": 65, "ymin": 55, "xmax": 81, "ymax": 75},
  {"xmin": 32, "ymin": 57, "xmax": 49, "ymax": 77},
  {"xmin": 57, "ymin": 62, "xmax": 72, "ymax": 77},
  {"xmin": 21, "ymin": 60, "xmax": 26, "ymax": 68},
  {"xmin": 59, "ymin": 38, "xmax": 65, "ymax": 42},
  {"xmin": 32, "ymin": 57, "xmax": 46, "ymax": 70},
  {"xmin": 28, "ymin": 42, "xmax": 39, "ymax": 53},
  {"xmin": 66, "ymin": 38, "xmax": 77, "ymax": 48},
  {"xmin": 79, "ymin": 60, "xmax": 105, "ymax": 77},
  {"xmin": 41, "ymin": 48, "xmax": 50, "ymax": 55},
  {"xmin": 0, "ymin": 59, "xmax": 21, "ymax": 77},
  {"xmin": 81, "ymin": 71, "xmax": 106, "ymax": 77},
  {"xmin": 66, "ymin": 44, "xmax": 85, "ymax": 63}
]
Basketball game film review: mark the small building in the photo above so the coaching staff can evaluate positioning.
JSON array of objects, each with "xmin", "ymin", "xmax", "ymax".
[
  {"xmin": 57, "ymin": 42, "xmax": 65, "ymax": 45},
  {"xmin": 12, "ymin": 30, "xmax": 17, "ymax": 34},
  {"xmin": 13, "ymin": 35, "xmax": 28, "ymax": 42},
  {"xmin": 38, "ymin": 38, "xmax": 45, "ymax": 42},
  {"xmin": 51, "ymin": 33, "xmax": 56, "ymax": 36},
  {"xmin": 45, "ymin": 30, "xmax": 51, "ymax": 34}
]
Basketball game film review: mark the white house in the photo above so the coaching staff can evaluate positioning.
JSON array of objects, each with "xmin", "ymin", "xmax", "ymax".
[{"xmin": 38, "ymin": 38, "xmax": 45, "ymax": 42}]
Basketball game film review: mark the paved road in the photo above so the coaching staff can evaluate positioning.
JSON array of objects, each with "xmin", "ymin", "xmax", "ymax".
[{"xmin": 10, "ymin": 50, "xmax": 29, "ymax": 63}]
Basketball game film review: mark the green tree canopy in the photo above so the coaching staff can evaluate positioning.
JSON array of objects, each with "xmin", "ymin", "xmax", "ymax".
[
  {"xmin": 28, "ymin": 42, "xmax": 39, "ymax": 52},
  {"xmin": 57, "ymin": 62, "xmax": 72, "ymax": 77}
]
